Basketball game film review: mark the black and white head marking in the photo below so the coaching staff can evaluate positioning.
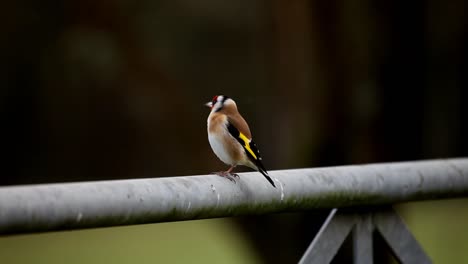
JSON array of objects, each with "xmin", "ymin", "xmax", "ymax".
[{"xmin": 211, "ymin": 95, "xmax": 230, "ymax": 112}]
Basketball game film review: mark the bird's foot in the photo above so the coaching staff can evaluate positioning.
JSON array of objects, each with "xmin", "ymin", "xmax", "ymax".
[{"xmin": 212, "ymin": 171, "xmax": 239, "ymax": 182}]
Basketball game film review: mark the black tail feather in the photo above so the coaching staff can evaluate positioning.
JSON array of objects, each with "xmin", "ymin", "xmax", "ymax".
[
  {"xmin": 254, "ymin": 158, "xmax": 276, "ymax": 188},
  {"xmin": 259, "ymin": 168, "xmax": 276, "ymax": 188}
]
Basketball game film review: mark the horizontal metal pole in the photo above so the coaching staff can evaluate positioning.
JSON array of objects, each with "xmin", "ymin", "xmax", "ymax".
[{"xmin": 1, "ymin": 158, "xmax": 467, "ymax": 234}]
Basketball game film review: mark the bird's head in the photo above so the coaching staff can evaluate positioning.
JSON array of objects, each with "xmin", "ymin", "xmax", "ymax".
[{"xmin": 205, "ymin": 95, "xmax": 236, "ymax": 113}]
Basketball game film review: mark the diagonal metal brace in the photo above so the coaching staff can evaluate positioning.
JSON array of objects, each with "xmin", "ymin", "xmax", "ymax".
[
  {"xmin": 299, "ymin": 207, "xmax": 432, "ymax": 264},
  {"xmin": 373, "ymin": 209, "xmax": 431, "ymax": 264},
  {"xmin": 299, "ymin": 208, "xmax": 354, "ymax": 264}
]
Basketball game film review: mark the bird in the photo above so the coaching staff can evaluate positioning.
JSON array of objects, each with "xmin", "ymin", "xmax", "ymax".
[{"xmin": 205, "ymin": 95, "xmax": 276, "ymax": 187}]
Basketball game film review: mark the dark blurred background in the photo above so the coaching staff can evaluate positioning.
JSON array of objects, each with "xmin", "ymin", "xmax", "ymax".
[{"xmin": 1, "ymin": 0, "xmax": 467, "ymax": 263}]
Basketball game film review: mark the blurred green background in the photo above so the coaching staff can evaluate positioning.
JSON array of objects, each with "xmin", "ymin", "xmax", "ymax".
[{"xmin": 1, "ymin": 0, "xmax": 467, "ymax": 263}]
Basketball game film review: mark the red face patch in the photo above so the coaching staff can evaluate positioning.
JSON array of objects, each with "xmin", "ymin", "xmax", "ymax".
[{"xmin": 211, "ymin": 95, "xmax": 219, "ymax": 107}]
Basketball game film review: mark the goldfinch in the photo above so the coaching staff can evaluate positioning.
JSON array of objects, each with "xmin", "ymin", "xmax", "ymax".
[{"xmin": 206, "ymin": 95, "xmax": 276, "ymax": 188}]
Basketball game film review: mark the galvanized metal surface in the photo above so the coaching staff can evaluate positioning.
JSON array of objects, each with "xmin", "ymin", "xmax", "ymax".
[
  {"xmin": 353, "ymin": 214, "xmax": 373, "ymax": 264},
  {"xmin": 0, "ymin": 158, "xmax": 467, "ymax": 234}
]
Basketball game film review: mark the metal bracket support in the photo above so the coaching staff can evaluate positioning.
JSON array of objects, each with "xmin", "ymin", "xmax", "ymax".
[{"xmin": 299, "ymin": 207, "xmax": 432, "ymax": 264}]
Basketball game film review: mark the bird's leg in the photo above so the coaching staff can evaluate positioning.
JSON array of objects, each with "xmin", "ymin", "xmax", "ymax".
[
  {"xmin": 213, "ymin": 166, "xmax": 238, "ymax": 182},
  {"xmin": 226, "ymin": 166, "xmax": 239, "ymax": 178}
]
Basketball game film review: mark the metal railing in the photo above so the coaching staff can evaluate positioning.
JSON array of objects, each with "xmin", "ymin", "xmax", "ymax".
[{"xmin": 1, "ymin": 158, "xmax": 468, "ymax": 263}]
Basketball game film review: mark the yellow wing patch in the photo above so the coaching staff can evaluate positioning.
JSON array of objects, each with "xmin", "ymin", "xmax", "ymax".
[{"xmin": 239, "ymin": 133, "xmax": 257, "ymax": 160}]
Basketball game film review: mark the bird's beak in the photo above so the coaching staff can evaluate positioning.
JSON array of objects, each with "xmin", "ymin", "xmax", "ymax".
[{"xmin": 205, "ymin": 102, "xmax": 213, "ymax": 108}]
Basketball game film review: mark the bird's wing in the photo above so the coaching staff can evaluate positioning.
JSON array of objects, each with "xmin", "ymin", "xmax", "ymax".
[
  {"xmin": 226, "ymin": 121, "xmax": 275, "ymax": 187},
  {"xmin": 227, "ymin": 113, "xmax": 251, "ymax": 139},
  {"xmin": 227, "ymin": 121, "xmax": 259, "ymax": 162}
]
